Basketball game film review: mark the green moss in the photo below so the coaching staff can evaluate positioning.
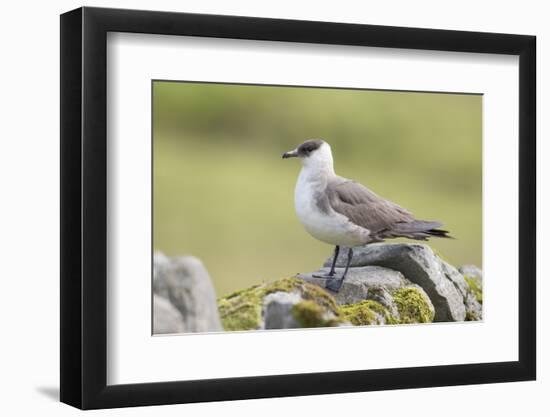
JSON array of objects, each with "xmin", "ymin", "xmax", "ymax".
[
  {"xmin": 217, "ymin": 277, "xmax": 339, "ymax": 331},
  {"xmin": 334, "ymin": 288, "xmax": 435, "ymax": 326},
  {"xmin": 465, "ymin": 311, "xmax": 480, "ymax": 321},
  {"xmin": 222, "ymin": 284, "xmax": 260, "ymax": 300},
  {"xmin": 218, "ymin": 278, "xmax": 437, "ymax": 330},
  {"xmin": 464, "ymin": 275, "xmax": 483, "ymax": 304},
  {"xmin": 340, "ymin": 300, "xmax": 394, "ymax": 325},
  {"xmin": 392, "ymin": 287, "xmax": 434, "ymax": 323},
  {"xmin": 217, "ymin": 287, "xmax": 263, "ymax": 331},
  {"xmin": 217, "ymin": 299, "xmax": 262, "ymax": 331},
  {"xmin": 262, "ymin": 277, "xmax": 339, "ymax": 314},
  {"xmin": 292, "ymin": 300, "xmax": 341, "ymax": 327}
]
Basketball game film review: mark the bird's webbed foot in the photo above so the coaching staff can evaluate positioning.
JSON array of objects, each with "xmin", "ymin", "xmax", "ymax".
[
  {"xmin": 324, "ymin": 278, "xmax": 344, "ymax": 293},
  {"xmin": 311, "ymin": 272, "xmax": 336, "ymax": 279}
]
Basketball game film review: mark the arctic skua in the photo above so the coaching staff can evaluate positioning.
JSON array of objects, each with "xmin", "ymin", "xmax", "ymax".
[{"xmin": 282, "ymin": 139, "xmax": 451, "ymax": 292}]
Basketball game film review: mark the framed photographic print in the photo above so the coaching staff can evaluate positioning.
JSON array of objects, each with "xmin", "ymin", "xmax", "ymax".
[{"xmin": 60, "ymin": 6, "xmax": 536, "ymax": 409}]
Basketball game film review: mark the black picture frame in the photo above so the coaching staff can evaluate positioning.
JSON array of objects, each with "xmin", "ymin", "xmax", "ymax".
[{"xmin": 60, "ymin": 6, "xmax": 536, "ymax": 410}]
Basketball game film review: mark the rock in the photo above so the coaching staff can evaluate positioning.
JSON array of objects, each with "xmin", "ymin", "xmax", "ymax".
[
  {"xmin": 153, "ymin": 295, "xmax": 185, "ymax": 334},
  {"xmin": 340, "ymin": 300, "xmax": 388, "ymax": 325},
  {"xmin": 218, "ymin": 277, "xmax": 343, "ymax": 331},
  {"xmin": 339, "ymin": 286, "xmax": 435, "ymax": 325},
  {"xmin": 300, "ymin": 266, "xmax": 434, "ymax": 325},
  {"xmin": 299, "ymin": 266, "xmax": 408, "ymax": 305},
  {"xmin": 324, "ymin": 243, "xmax": 469, "ymax": 322},
  {"xmin": 367, "ymin": 286, "xmax": 400, "ymax": 318},
  {"xmin": 218, "ymin": 276, "xmax": 434, "ymax": 330},
  {"xmin": 263, "ymin": 292, "xmax": 302, "ymax": 329},
  {"xmin": 459, "ymin": 264, "xmax": 483, "ymax": 280},
  {"xmin": 263, "ymin": 291, "xmax": 342, "ymax": 329},
  {"xmin": 154, "ymin": 245, "xmax": 482, "ymax": 332},
  {"xmin": 153, "ymin": 252, "xmax": 223, "ymax": 333},
  {"xmin": 459, "ymin": 264, "xmax": 483, "ymax": 320}
]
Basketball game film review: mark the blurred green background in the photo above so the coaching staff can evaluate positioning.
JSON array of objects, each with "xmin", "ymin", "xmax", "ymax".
[{"xmin": 153, "ymin": 81, "xmax": 482, "ymax": 298}]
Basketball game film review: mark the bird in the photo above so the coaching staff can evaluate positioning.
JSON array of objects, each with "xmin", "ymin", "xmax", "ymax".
[{"xmin": 282, "ymin": 139, "xmax": 451, "ymax": 292}]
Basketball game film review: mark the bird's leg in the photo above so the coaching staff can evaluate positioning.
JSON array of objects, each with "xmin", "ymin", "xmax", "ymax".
[
  {"xmin": 312, "ymin": 245, "xmax": 340, "ymax": 279},
  {"xmin": 342, "ymin": 247, "xmax": 353, "ymax": 279},
  {"xmin": 325, "ymin": 248, "xmax": 353, "ymax": 293},
  {"xmin": 328, "ymin": 245, "xmax": 340, "ymax": 276}
]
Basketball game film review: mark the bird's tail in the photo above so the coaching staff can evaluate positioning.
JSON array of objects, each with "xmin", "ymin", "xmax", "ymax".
[{"xmin": 391, "ymin": 220, "xmax": 453, "ymax": 240}]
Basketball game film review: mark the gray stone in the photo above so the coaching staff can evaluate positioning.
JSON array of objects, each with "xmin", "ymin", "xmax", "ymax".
[
  {"xmin": 301, "ymin": 266, "xmax": 433, "ymax": 323},
  {"xmin": 366, "ymin": 286, "xmax": 401, "ymax": 318},
  {"xmin": 443, "ymin": 261, "xmax": 482, "ymax": 320},
  {"xmin": 262, "ymin": 289, "xmax": 344, "ymax": 330},
  {"xmin": 153, "ymin": 295, "xmax": 185, "ymax": 334},
  {"xmin": 263, "ymin": 292, "xmax": 302, "ymax": 329},
  {"xmin": 459, "ymin": 264, "xmax": 483, "ymax": 280},
  {"xmin": 324, "ymin": 243, "xmax": 467, "ymax": 321},
  {"xmin": 459, "ymin": 264, "xmax": 483, "ymax": 320},
  {"xmin": 153, "ymin": 252, "xmax": 223, "ymax": 333},
  {"xmin": 218, "ymin": 277, "xmax": 346, "ymax": 331},
  {"xmin": 299, "ymin": 266, "xmax": 407, "ymax": 305}
]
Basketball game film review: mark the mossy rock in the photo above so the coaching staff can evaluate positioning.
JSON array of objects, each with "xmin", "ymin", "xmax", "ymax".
[
  {"xmin": 218, "ymin": 278, "xmax": 436, "ymax": 330},
  {"xmin": 464, "ymin": 275, "xmax": 483, "ymax": 304},
  {"xmin": 292, "ymin": 300, "xmax": 342, "ymax": 328},
  {"xmin": 323, "ymin": 243, "xmax": 467, "ymax": 321},
  {"xmin": 340, "ymin": 286, "xmax": 434, "ymax": 325},
  {"xmin": 392, "ymin": 287, "xmax": 435, "ymax": 323},
  {"xmin": 462, "ymin": 274, "xmax": 483, "ymax": 321},
  {"xmin": 340, "ymin": 300, "xmax": 393, "ymax": 325},
  {"xmin": 218, "ymin": 277, "xmax": 340, "ymax": 331}
]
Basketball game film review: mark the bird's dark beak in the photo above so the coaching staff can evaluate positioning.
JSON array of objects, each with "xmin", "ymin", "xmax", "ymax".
[{"xmin": 282, "ymin": 149, "xmax": 298, "ymax": 159}]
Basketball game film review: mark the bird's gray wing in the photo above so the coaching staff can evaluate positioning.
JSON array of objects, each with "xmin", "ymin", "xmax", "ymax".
[{"xmin": 326, "ymin": 177, "xmax": 415, "ymax": 234}]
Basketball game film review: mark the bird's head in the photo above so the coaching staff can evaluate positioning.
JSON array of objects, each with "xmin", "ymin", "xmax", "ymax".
[{"xmin": 282, "ymin": 139, "xmax": 334, "ymax": 171}]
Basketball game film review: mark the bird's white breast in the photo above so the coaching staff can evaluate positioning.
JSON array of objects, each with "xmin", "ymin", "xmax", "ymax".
[{"xmin": 294, "ymin": 169, "xmax": 369, "ymax": 247}]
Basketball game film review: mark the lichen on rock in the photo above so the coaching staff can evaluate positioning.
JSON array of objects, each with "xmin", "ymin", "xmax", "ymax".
[
  {"xmin": 217, "ymin": 245, "xmax": 482, "ymax": 331},
  {"xmin": 458, "ymin": 264, "xmax": 483, "ymax": 320},
  {"xmin": 217, "ymin": 277, "xmax": 340, "ymax": 331},
  {"xmin": 156, "ymin": 246, "xmax": 482, "ymax": 334},
  {"xmin": 292, "ymin": 300, "xmax": 342, "ymax": 328},
  {"xmin": 463, "ymin": 275, "xmax": 483, "ymax": 304},
  {"xmin": 340, "ymin": 300, "xmax": 391, "ymax": 325},
  {"xmin": 322, "ymin": 243, "xmax": 485, "ymax": 322},
  {"xmin": 340, "ymin": 286, "xmax": 434, "ymax": 325},
  {"xmin": 392, "ymin": 287, "xmax": 435, "ymax": 323}
]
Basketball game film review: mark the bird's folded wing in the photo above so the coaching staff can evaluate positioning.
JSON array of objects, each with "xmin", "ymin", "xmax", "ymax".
[{"xmin": 327, "ymin": 177, "xmax": 414, "ymax": 233}]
